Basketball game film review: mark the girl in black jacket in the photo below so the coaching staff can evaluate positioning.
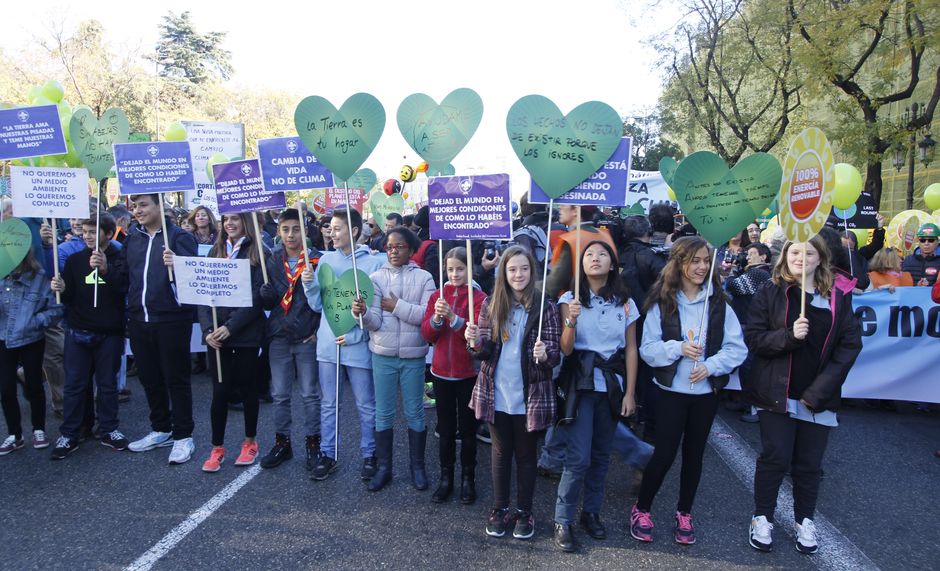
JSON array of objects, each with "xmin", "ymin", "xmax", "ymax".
[
  {"xmin": 198, "ymin": 213, "xmax": 266, "ymax": 472},
  {"xmin": 743, "ymin": 236, "xmax": 862, "ymax": 555}
]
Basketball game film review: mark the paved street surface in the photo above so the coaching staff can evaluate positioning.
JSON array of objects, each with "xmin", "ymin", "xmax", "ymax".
[{"xmin": 2, "ymin": 372, "xmax": 938, "ymax": 570}]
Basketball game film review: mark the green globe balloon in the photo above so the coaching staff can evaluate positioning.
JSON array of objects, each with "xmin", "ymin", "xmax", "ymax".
[
  {"xmin": 164, "ymin": 121, "xmax": 188, "ymax": 142},
  {"xmin": 41, "ymin": 80, "xmax": 65, "ymax": 103},
  {"xmin": 924, "ymin": 183, "xmax": 940, "ymax": 211}
]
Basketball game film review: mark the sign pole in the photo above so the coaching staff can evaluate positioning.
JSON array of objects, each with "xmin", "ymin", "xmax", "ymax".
[
  {"xmin": 93, "ymin": 178, "xmax": 106, "ymax": 308},
  {"xmin": 842, "ymin": 211, "xmax": 854, "ymax": 275},
  {"xmin": 48, "ymin": 217, "xmax": 61, "ymax": 304},
  {"xmin": 343, "ymin": 181, "xmax": 363, "ymax": 329},
  {"xmin": 536, "ymin": 198, "xmax": 553, "ymax": 342},
  {"xmin": 296, "ymin": 199, "xmax": 309, "ymax": 266},
  {"xmin": 693, "ymin": 247, "xmax": 719, "ymax": 389},
  {"xmin": 159, "ymin": 199, "xmax": 174, "ymax": 282},
  {"xmin": 800, "ymin": 246, "xmax": 807, "ymax": 318},
  {"xmin": 250, "ymin": 212, "xmax": 269, "ymax": 284},
  {"xmin": 438, "ymin": 240, "xmax": 444, "ymax": 299},
  {"xmin": 335, "ymin": 343, "xmax": 341, "ymax": 458},
  {"xmin": 574, "ymin": 206, "xmax": 582, "ymax": 300},
  {"xmin": 466, "ymin": 238, "xmax": 474, "ymax": 325},
  {"xmin": 211, "ymin": 300, "xmax": 223, "ymax": 383}
]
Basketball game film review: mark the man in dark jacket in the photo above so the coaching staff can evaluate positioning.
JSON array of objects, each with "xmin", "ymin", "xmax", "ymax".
[
  {"xmin": 902, "ymin": 223, "xmax": 940, "ymax": 286},
  {"xmin": 123, "ymin": 194, "xmax": 199, "ymax": 464}
]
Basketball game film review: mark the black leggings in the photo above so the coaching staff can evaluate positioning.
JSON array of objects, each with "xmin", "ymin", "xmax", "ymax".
[
  {"xmin": 0, "ymin": 339, "xmax": 46, "ymax": 438},
  {"xmin": 209, "ymin": 347, "xmax": 260, "ymax": 446},
  {"xmin": 489, "ymin": 412, "xmax": 543, "ymax": 512},
  {"xmin": 433, "ymin": 376, "xmax": 478, "ymax": 470},
  {"xmin": 637, "ymin": 388, "xmax": 718, "ymax": 514}
]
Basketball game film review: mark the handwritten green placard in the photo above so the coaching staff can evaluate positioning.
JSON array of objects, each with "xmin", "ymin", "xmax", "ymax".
[
  {"xmin": 658, "ymin": 156, "xmax": 679, "ymax": 187},
  {"xmin": 397, "ymin": 88, "xmax": 483, "ymax": 175},
  {"xmin": 506, "ymin": 95, "xmax": 621, "ymax": 199},
  {"xmin": 69, "ymin": 107, "xmax": 130, "ymax": 181},
  {"xmin": 334, "ymin": 168, "xmax": 377, "ymax": 193},
  {"xmin": 294, "ymin": 94, "xmax": 385, "ymax": 182},
  {"xmin": 0, "ymin": 218, "xmax": 33, "ymax": 280},
  {"xmin": 319, "ymin": 264, "xmax": 375, "ymax": 337},
  {"xmin": 368, "ymin": 190, "xmax": 405, "ymax": 223}
]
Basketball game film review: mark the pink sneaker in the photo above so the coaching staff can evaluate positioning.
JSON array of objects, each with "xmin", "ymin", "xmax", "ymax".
[
  {"xmin": 630, "ymin": 504, "xmax": 654, "ymax": 542},
  {"xmin": 202, "ymin": 447, "xmax": 225, "ymax": 472},
  {"xmin": 234, "ymin": 441, "xmax": 259, "ymax": 466},
  {"xmin": 674, "ymin": 511, "xmax": 696, "ymax": 545}
]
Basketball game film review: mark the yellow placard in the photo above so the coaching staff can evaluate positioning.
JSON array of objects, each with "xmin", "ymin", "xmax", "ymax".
[
  {"xmin": 778, "ymin": 128, "xmax": 835, "ymax": 242},
  {"xmin": 886, "ymin": 209, "xmax": 929, "ymax": 255}
]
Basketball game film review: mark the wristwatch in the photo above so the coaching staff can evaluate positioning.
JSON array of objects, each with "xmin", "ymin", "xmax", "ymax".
[{"xmin": 564, "ymin": 318, "xmax": 577, "ymax": 329}]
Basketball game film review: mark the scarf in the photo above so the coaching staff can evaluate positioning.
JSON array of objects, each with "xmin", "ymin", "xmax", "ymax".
[{"xmin": 280, "ymin": 254, "xmax": 306, "ymax": 314}]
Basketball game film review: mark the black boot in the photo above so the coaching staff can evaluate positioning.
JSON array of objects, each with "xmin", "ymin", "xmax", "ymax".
[
  {"xmin": 459, "ymin": 466, "xmax": 477, "ymax": 504},
  {"xmin": 408, "ymin": 429, "xmax": 428, "ymax": 491},
  {"xmin": 431, "ymin": 465, "xmax": 454, "ymax": 503},
  {"xmin": 305, "ymin": 434, "xmax": 321, "ymax": 471},
  {"xmin": 368, "ymin": 429, "xmax": 393, "ymax": 492},
  {"xmin": 260, "ymin": 433, "xmax": 292, "ymax": 469}
]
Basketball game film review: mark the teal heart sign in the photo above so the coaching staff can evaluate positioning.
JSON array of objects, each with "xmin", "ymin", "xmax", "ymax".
[
  {"xmin": 334, "ymin": 168, "xmax": 378, "ymax": 193},
  {"xmin": 69, "ymin": 107, "xmax": 130, "ymax": 181},
  {"xmin": 397, "ymin": 88, "xmax": 483, "ymax": 174},
  {"xmin": 428, "ymin": 163, "xmax": 455, "ymax": 176},
  {"xmin": 0, "ymin": 218, "xmax": 32, "ymax": 280},
  {"xmin": 672, "ymin": 151, "xmax": 783, "ymax": 246},
  {"xmin": 319, "ymin": 264, "xmax": 375, "ymax": 337},
  {"xmin": 506, "ymin": 95, "xmax": 622, "ymax": 199},
  {"xmin": 368, "ymin": 190, "xmax": 405, "ymax": 222},
  {"xmin": 658, "ymin": 156, "xmax": 679, "ymax": 187},
  {"xmin": 294, "ymin": 93, "xmax": 385, "ymax": 181}
]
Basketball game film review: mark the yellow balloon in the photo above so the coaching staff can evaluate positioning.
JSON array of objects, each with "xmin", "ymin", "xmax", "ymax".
[
  {"xmin": 924, "ymin": 182, "xmax": 940, "ymax": 211},
  {"xmin": 832, "ymin": 163, "xmax": 863, "ymax": 210}
]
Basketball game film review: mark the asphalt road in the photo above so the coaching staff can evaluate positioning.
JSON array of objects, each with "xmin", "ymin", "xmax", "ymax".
[{"xmin": 1, "ymin": 371, "xmax": 937, "ymax": 570}]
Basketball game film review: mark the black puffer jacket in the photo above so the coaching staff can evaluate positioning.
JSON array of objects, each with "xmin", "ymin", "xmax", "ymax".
[{"xmin": 742, "ymin": 283, "xmax": 862, "ymax": 413}]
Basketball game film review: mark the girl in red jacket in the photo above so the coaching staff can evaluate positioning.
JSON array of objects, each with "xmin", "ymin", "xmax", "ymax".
[{"xmin": 421, "ymin": 247, "xmax": 487, "ymax": 504}]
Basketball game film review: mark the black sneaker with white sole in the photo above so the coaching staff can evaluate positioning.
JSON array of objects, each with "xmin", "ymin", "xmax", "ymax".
[
  {"xmin": 100, "ymin": 430, "xmax": 129, "ymax": 451},
  {"xmin": 513, "ymin": 510, "xmax": 535, "ymax": 540},
  {"xmin": 311, "ymin": 456, "xmax": 338, "ymax": 481},
  {"xmin": 51, "ymin": 437, "xmax": 79, "ymax": 460}
]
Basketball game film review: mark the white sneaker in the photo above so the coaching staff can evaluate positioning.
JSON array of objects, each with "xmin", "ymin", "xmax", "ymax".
[
  {"xmin": 128, "ymin": 431, "xmax": 173, "ymax": 452},
  {"xmin": 168, "ymin": 438, "xmax": 195, "ymax": 465},
  {"xmin": 795, "ymin": 518, "xmax": 818, "ymax": 554},
  {"xmin": 749, "ymin": 515, "xmax": 773, "ymax": 552}
]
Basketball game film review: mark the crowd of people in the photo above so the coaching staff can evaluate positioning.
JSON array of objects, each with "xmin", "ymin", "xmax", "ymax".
[{"xmin": 1, "ymin": 193, "xmax": 938, "ymax": 555}]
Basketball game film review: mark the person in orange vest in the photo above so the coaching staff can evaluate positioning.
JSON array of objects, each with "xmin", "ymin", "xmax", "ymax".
[{"xmin": 545, "ymin": 205, "xmax": 617, "ymax": 298}]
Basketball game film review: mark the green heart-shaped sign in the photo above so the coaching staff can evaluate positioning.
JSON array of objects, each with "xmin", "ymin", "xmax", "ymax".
[
  {"xmin": 294, "ymin": 93, "xmax": 385, "ymax": 182},
  {"xmin": 672, "ymin": 151, "xmax": 782, "ymax": 246},
  {"xmin": 319, "ymin": 264, "xmax": 375, "ymax": 337},
  {"xmin": 334, "ymin": 168, "xmax": 378, "ymax": 193},
  {"xmin": 69, "ymin": 107, "xmax": 130, "ymax": 181},
  {"xmin": 368, "ymin": 190, "xmax": 405, "ymax": 223},
  {"xmin": 0, "ymin": 218, "xmax": 33, "ymax": 280},
  {"xmin": 506, "ymin": 95, "xmax": 622, "ymax": 198},
  {"xmin": 428, "ymin": 164, "xmax": 455, "ymax": 176},
  {"xmin": 397, "ymin": 88, "xmax": 483, "ymax": 174},
  {"xmin": 659, "ymin": 156, "xmax": 679, "ymax": 187}
]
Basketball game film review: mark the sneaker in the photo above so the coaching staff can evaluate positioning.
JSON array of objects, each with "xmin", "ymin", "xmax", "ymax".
[
  {"xmin": 512, "ymin": 510, "xmax": 535, "ymax": 540},
  {"xmin": 749, "ymin": 515, "xmax": 774, "ymax": 552},
  {"xmin": 168, "ymin": 438, "xmax": 195, "ymax": 465},
  {"xmin": 305, "ymin": 435, "xmax": 320, "ymax": 471},
  {"xmin": 50, "ymin": 436, "xmax": 79, "ymax": 460},
  {"xmin": 739, "ymin": 413, "xmax": 759, "ymax": 423},
  {"xmin": 129, "ymin": 431, "xmax": 173, "ymax": 452},
  {"xmin": 630, "ymin": 504, "xmax": 654, "ymax": 542},
  {"xmin": 361, "ymin": 456, "xmax": 378, "ymax": 480},
  {"xmin": 202, "ymin": 447, "xmax": 225, "ymax": 472},
  {"xmin": 795, "ymin": 518, "xmax": 818, "ymax": 554},
  {"xmin": 260, "ymin": 434, "xmax": 293, "ymax": 469},
  {"xmin": 0, "ymin": 435, "xmax": 24, "ymax": 455},
  {"xmin": 234, "ymin": 441, "xmax": 259, "ymax": 466},
  {"xmin": 32, "ymin": 430, "xmax": 50, "ymax": 449},
  {"xmin": 674, "ymin": 511, "xmax": 696, "ymax": 545},
  {"xmin": 485, "ymin": 507, "xmax": 513, "ymax": 538},
  {"xmin": 311, "ymin": 456, "xmax": 338, "ymax": 481},
  {"xmin": 100, "ymin": 430, "xmax": 130, "ymax": 451},
  {"xmin": 476, "ymin": 424, "xmax": 492, "ymax": 445}
]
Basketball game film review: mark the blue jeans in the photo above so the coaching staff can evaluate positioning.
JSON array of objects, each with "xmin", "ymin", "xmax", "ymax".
[
  {"xmin": 372, "ymin": 354, "xmax": 426, "ymax": 432},
  {"xmin": 269, "ymin": 337, "xmax": 321, "ymax": 437},
  {"xmin": 61, "ymin": 332, "xmax": 123, "ymax": 438},
  {"xmin": 318, "ymin": 361, "xmax": 375, "ymax": 459},
  {"xmin": 554, "ymin": 392, "xmax": 616, "ymax": 525},
  {"xmin": 539, "ymin": 424, "xmax": 568, "ymax": 471}
]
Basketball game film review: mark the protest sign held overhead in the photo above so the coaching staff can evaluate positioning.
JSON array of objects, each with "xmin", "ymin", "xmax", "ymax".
[
  {"xmin": 69, "ymin": 107, "xmax": 129, "ymax": 181},
  {"xmin": 10, "ymin": 166, "xmax": 90, "ymax": 219},
  {"xmin": 428, "ymin": 174, "xmax": 512, "ymax": 241},
  {"xmin": 114, "ymin": 141, "xmax": 195, "ymax": 195},
  {"xmin": 778, "ymin": 127, "xmax": 835, "ymax": 242},
  {"xmin": 183, "ymin": 121, "xmax": 244, "ymax": 215},
  {"xmin": 0, "ymin": 104, "xmax": 67, "ymax": 160},
  {"xmin": 396, "ymin": 88, "xmax": 484, "ymax": 175},
  {"xmin": 213, "ymin": 158, "xmax": 285, "ymax": 215},
  {"xmin": 173, "ymin": 256, "xmax": 253, "ymax": 308},
  {"xmin": 529, "ymin": 137, "xmax": 632, "ymax": 205},
  {"xmin": 257, "ymin": 136, "xmax": 333, "ymax": 192}
]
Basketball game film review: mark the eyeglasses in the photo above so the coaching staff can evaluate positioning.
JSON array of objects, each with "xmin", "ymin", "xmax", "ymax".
[
  {"xmin": 367, "ymin": 223, "xmax": 377, "ymax": 228},
  {"xmin": 919, "ymin": 238, "xmax": 937, "ymax": 243},
  {"xmin": 386, "ymin": 244, "xmax": 411, "ymax": 252}
]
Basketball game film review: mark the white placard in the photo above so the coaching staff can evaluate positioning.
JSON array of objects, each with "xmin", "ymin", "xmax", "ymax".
[
  {"xmin": 173, "ymin": 256, "xmax": 253, "ymax": 308},
  {"xmin": 10, "ymin": 166, "xmax": 91, "ymax": 219},
  {"xmin": 182, "ymin": 121, "xmax": 245, "ymax": 217}
]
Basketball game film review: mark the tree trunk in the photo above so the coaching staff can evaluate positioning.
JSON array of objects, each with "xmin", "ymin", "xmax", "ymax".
[{"xmin": 865, "ymin": 159, "xmax": 883, "ymax": 210}]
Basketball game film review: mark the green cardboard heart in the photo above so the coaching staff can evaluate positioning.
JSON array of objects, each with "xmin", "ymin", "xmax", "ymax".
[
  {"xmin": 397, "ymin": 88, "xmax": 483, "ymax": 169},
  {"xmin": 294, "ymin": 93, "xmax": 385, "ymax": 182},
  {"xmin": 428, "ymin": 163, "xmax": 455, "ymax": 176},
  {"xmin": 672, "ymin": 151, "xmax": 782, "ymax": 246},
  {"xmin": 333, "ymin": 168, "xmax": 377, "ymax": 192},
  {"xmin": 658, "ymin": 156, "xmax": 679, "ymax": 187},
  {"xmin": 368, "ymin": 190, "xmax": 405, "ymax": 223},
  {"xmin": 69, "ymin": 107, "xmax": 130, "ymax": 181},
  {"xmin": 318, "ymin": 264, "xmax": 375, "ymax": 337},
  {"xmin": 506, "ymin": 95, "xmax": 622, "ymax": 198},
  {"xmin": 0, "ymin": 218, "xmax": 33, "ymax": 280}
]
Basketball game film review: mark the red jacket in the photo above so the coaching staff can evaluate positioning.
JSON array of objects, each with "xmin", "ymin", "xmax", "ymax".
[
  {"xmin": 421, "ymin": 283, "xmax": 487, "ymax": 380},
  {"xmin": 933, "ymin": 279, "xmax": 940, "ymax": 304}
]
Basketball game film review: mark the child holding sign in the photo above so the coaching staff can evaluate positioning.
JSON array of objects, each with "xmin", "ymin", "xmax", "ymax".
[
  {"xmin": 465, "ymin": 246, "xmax": 561, "ymax": 541},
  {"xmin": 198, "ymin": 213, "xmax": 266, "ymax": 472}
]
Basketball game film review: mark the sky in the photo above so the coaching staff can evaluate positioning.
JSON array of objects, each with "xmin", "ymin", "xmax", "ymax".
[{"xmin": 5, "ymin": 0, "xmax": 682, "ymax": 198}]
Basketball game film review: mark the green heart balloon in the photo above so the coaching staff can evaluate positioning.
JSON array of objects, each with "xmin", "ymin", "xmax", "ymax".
[
  {"xmin": 368, "ymin": 190, "xmax": 405, "ymax": 223},
  {"xmin": 672, "ymin": 151, "xmax": 783, "ymax": 246},
  {"xmin": 69, "ymin": 107, "xmax": 130, "ymax": 181},
  {"xmin": 0, "ymin": 218, "xmax": 33, "ymax": 280},
  {"xmin": 294, "ymin": 93, "xmax": 385, "ymax": 182},
  {"xmin": 506, "ymin": 95, "xmax": 622, "ymax": 198},
  {"xmin": 658, "ymin": 156, "xmax": 679, "ymax": 187},
  {"xmin": 333, "ymin": 168, "xmax": 378, "ymax": 193},
  {"xmin": 318, "ymin": 264, "xmax": 375, "ymax": 337},
  {"xmin": 397, "ymin": 88, "xmax": 483, "ymax": 172}
]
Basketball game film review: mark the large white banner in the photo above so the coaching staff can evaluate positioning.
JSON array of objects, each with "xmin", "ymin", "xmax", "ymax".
[
  {"xmin": 182, "ymin": 121, "xmax": 245, "ymax": 216},
  {"xmin": 625, "ymin": 170, "xmax": 675, "ymax": 213}
]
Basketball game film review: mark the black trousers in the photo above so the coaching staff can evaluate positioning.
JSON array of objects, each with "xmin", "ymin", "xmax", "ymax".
[
  {"xmin": 489, "ymin": 412, "xmax": 543, "ymax": 512},
  {"xmin": 432, "ymin": 376, "xmax": 478, "ymax": 470},
  {"xmin": 754, "ymin": 410, "xmax": 830, "ymax": 523},
  {"xmin": 637, "ymin": 388, "xmax": 718, "ymax": 514},
  {"xmin": 128, "ymin": 320, "xmax": 194, "ymax": 440},
  {"xmin": 208, "ymin": 346, "xmax": 260, "ymax": 446},
  {"xmin": 0, "ymin": 339, "xmax": 46, "ymax": 438}
]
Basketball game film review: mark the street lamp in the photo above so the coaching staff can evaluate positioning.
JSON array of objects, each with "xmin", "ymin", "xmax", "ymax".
[
  {"xmin": 920, "ymin": 133, "xmax": 936, "ymax": 166},
  {"xmin": 892, "ymin": 141, "xmax": 906, "ymax": 172}
]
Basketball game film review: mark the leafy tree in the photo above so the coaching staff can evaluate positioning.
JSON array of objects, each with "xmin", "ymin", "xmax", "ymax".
[
  {"xmin": 156, "ymin": 11, "xmax": 233, "ymax": 85},
  {"xmin": 623, "ymin": 112, "xmax": 685, "ymax": 170}
]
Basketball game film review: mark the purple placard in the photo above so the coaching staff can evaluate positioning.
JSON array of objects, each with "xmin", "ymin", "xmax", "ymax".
[
  {"xmin": 213, "ymin": 158, "xmax": 285, "ymax": 215},
  {"xmin": 428, "ymin": 174, "xmax": 512, "ymax": 241},
  {"xmin": 0, "ymin": 104, "xmax": 67, "ymax": 160},
  {"xmin": 529, "ymin": 137, "xmax": 632, "ymax": 205}
]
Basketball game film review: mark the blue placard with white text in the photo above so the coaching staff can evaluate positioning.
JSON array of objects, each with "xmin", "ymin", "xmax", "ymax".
[
  {"xmin": 529, "ymin": 137, "xmax": 632, "ymax": 205},
  {"xmin": 0, "ymin": 105, "xmax": 67, "ymax": 160},
  {"xmin": 114, "ymin": 141, "xmax": 195, "ymax": 195},
  {"xmin": 257, "ymin": 136, "xmax": 334, "ymax": 192}
]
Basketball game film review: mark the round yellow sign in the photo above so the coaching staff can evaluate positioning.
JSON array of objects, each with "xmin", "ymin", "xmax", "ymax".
[{"xmin": 778, "ymin": 128, "xmax": 835, "ymax": 242}]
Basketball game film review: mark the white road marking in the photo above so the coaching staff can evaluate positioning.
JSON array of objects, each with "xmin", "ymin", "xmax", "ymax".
[
  {"xmin": 124, "ymin": 464, "xmax": 263, "ymax": 571},
  {"xmin": 709, "ymin": 415, "xmax": 880, "ymax": 571}
]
